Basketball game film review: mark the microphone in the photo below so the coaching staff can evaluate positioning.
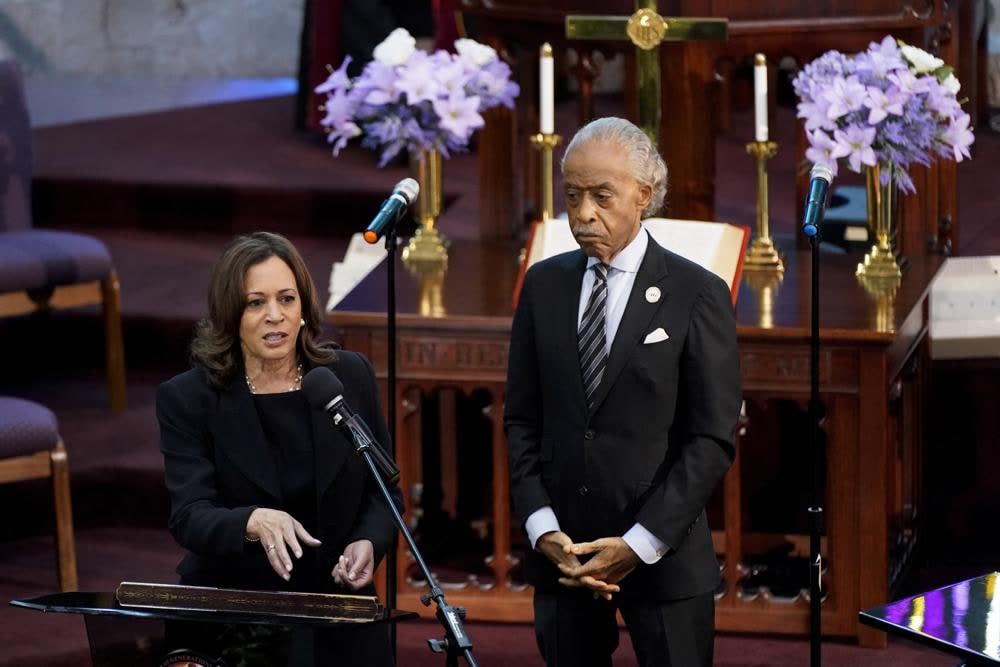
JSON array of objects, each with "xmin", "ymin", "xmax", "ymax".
[
  {"xmin": 302, "ymin": 367, "xmax": 400, "ymax": 484},
  {"xmin": 363, "ymin": 178, "xmax": 420, "ymax": 245},
  {"xmin": 802, "ymin": 163, "xmax": 834, "ymax": 238}
]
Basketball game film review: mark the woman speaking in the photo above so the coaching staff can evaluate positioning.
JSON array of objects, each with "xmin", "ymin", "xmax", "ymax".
[{"xmin": 157, "ymin": 231, "xmax": 399, "ymax": 665}]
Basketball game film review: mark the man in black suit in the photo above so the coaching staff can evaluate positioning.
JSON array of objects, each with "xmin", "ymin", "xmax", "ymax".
[{"xmin": 505, "ymin": 117, "xmax": 741, "ymax": 667}]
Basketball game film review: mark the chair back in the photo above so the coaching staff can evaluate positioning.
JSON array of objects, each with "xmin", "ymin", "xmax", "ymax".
[{"xmin": 0, "ymin": 60, "xmax": 32, "ymax": 232}]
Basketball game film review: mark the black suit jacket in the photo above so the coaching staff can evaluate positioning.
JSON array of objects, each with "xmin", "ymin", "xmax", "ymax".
[
  {"xmin": 157, "ymin": 350, "xmax": 400, "ymax": 592},
  {"xmin": 505, "ymin": 233, "xmax": 741, "ymax": 601}
]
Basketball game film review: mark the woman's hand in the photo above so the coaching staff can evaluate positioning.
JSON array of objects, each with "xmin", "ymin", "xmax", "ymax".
[
  {"xmin": 246, "ymin": 507, "xmax": 321, "ymax": 581},
  {"xmin": 332, "ymin": 539, "xmax": 375, "ymax": 590}
]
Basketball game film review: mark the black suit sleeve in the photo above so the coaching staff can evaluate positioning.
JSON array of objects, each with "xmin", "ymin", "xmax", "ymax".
[
  {"xmin": 157, "ymin": 377, "xmax": 256, "ymax": 557},
  {"xmin": 345, "ymin": 353, "xmax": 403, "ymax": 565},
  {"xmin": 636, "ymin": 274, "xmax": 741, "ymax": 549},
  {"xmin": 505, "ymin": 268, "xmax": 552, "ymax": 524}
]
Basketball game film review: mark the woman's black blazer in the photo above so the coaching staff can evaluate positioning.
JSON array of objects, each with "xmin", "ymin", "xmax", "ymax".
[{"xmin": 157, "ymin": 350, "xmax": 400, "ymax": 591}]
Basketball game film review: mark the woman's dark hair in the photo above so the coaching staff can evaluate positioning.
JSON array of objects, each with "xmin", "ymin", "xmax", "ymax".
[{"xmin": 191, "ymin": 232, "xmax": 337, "ymax": 388}]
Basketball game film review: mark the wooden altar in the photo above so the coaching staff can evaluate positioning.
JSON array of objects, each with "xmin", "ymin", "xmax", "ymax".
[
  {"xmin": 462, "ymin": 0, "xmax": 965, "ymax": 253},
  {"xmin": 329, "ymin": 242, "xmax": 940, "ymax": 647}
]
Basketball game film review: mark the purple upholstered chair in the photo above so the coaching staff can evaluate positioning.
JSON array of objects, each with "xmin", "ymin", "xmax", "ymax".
[
  {"xmin": 0, "ymin": 60, "xmax": 126, "ymax": 411},
  {"xmin": 0, "ymin": 396, "xmax": 78, "ymax": 591}
]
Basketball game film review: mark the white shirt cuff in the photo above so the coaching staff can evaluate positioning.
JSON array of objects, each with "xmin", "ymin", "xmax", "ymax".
[
  {"xmin": 525, "ymin": 506, "xmax": 560, "ymax": 549},
  {"xmin": 623, "ymin": 523, "xmax": 669, "ymax": 564}
]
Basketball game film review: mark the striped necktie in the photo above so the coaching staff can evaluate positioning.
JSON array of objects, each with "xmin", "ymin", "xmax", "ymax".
[{"xmin": 579, "ymin": 263, "xmax": 609, "ymax": 410}]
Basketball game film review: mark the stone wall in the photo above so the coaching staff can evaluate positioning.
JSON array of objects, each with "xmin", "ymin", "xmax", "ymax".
[{"xmin": 0, "ymin": 0, "xmax": 304, "ymax": 78}]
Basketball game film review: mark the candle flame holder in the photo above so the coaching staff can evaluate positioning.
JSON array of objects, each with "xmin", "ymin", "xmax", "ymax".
[
  {"xmin": 743, "ymin": 140, "xmax": 783, "ymax": 272},
  {"xmin": 530, "ymin": 132, "xmax": 562, "ymax": 222}
]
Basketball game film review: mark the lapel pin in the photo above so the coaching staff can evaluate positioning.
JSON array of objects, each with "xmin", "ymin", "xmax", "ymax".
[{"xmin": 645, "ymin": 286, "xmax": 661, "ymax": 303}]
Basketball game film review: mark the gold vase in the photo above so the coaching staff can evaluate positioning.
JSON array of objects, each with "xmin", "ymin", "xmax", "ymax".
[
  {"xmin": 856, "ymin": 162, "xmax": 902, "ymax": 279},
  {"xmin": 403, "ymin": 147, "xmax": 447, "ymax": 263}
]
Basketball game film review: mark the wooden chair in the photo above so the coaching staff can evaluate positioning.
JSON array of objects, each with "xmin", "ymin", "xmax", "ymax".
[
  {"xmin": 0, "ymin": 60, "xmax": 126, "ymax": 412},
  {"xmin": 0, "ymin": 397, "xmax": 78, "ymax": 592}
]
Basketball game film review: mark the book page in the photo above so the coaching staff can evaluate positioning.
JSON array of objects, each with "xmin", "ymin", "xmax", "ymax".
[
  {"xmin": 642, "ymin": 218, "xmax": 746, "ymax": 291},
  {"xmin": 327, "ymin": 232, "xmax": 388, "ymax": 311}
]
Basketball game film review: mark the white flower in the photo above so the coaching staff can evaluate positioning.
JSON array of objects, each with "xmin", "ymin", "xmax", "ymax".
[
  {"xmin": 942, "ymin": 73, "xmax": 961, "ymax": 95},
  {"xmin": 373, "ymin": 28, "xmax": 416, "ymax": 67},
  {"xmin": 900, "ymin": 44, "xmax": 943, "ymax": 74},
  {"xmin": 454, "ymin": 38, "xmax": 497, "ymax": 66}
]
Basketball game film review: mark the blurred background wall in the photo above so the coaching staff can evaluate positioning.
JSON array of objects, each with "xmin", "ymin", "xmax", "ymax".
[{"xmin": 0, "ymin": 0, "xmax": 304, "ymax": 78}]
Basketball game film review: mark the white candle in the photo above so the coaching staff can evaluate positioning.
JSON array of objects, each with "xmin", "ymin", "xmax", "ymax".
[
  {"xmin": 754, "ymin": 53, "xmax": 768, "ymax": 142},
  {"xmin": 540, "ymin": 43, "xmax": 554, "ymax": 134}
]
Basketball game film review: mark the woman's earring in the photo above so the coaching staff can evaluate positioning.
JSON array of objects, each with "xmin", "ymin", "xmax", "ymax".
[{"xmin": 300, "ymin": 318, "xmax": 306, "ymax": 327}]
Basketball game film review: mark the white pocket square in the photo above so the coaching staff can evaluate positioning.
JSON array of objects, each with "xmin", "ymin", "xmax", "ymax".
[{"xmin": 643, "ymin": 327, "xmax": 669, "ymax": 344}]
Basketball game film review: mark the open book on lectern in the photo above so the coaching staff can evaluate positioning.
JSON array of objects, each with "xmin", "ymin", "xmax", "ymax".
[{"xmin": 514, "ymin": 216, "xmax": 751, "ymax": 307}]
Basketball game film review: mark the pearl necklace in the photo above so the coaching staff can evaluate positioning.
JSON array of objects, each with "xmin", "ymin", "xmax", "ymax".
[{"xmin": 246, "ymin": 364, "xmax": 303, "ymax": 394}]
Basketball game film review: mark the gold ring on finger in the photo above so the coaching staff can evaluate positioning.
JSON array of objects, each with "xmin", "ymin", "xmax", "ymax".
[{"xmin": 266, "ymin": 544, "xmax": 276, "ymax": 553}]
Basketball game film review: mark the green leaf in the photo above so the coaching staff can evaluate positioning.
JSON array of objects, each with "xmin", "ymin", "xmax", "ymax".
[{"xmin": 933, "ymin": 65, "xmax": 954, "ymax": 82}]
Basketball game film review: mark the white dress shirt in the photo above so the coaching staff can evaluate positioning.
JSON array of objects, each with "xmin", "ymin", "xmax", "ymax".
[{"xmin": 525, "ymin": 230, "xmax": 669, "ymax": 564}]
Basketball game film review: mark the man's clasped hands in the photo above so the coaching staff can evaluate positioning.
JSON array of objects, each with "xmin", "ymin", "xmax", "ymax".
[{"xmin": 536, "ymin": 530, "xmax": 642, "ymax": 600}]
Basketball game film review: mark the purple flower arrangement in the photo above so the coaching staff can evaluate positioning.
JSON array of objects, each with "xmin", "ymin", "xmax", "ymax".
[
  {"xmin": 315, "ymin": 29, "xmax": 520, "ymax": 167},
  {"xmin": 793, "ymin": 36, "xmax": 974, "ymax": 193}
]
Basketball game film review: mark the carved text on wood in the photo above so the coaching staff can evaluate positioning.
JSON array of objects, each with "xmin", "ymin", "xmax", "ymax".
[
  {"xmin": 399, "ymin": 336, "xmax": 510, "ymax": 375},
  {"xmin": 741, "ymin": 349, "xmax": 834, "ymax": 388}
]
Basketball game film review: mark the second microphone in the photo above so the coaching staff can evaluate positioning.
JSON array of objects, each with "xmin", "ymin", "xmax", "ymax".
[
  {"xmin": 363, "ymin": 178, "xmax": 420, "ymax": 245},
  {"xmin": 302, "ymin": 367, "xmax": 401, "ymax": 484}
]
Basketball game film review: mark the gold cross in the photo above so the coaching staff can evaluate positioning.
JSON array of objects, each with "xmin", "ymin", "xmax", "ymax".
[{"xmin": 566, "ymin": 0, "xmax": 727, "ymax": 142}]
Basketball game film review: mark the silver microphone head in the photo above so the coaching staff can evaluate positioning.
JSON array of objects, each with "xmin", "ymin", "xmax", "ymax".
[
  {"xmin": 394, "ymin": 177, "xmax": 420, "ymax": 204},
  {"xmin": 810, "ymin": 162, "xmax": 834, "ymax": 184}
]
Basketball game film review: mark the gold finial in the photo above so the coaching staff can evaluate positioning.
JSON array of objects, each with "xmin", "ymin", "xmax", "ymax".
[
  {"xmin": 755, "ymin": 53, "xmax": 766, "ymax": 66},
  {"xmin": 541, "ymin": 43, "xmax": 553, "ymax": 57}
]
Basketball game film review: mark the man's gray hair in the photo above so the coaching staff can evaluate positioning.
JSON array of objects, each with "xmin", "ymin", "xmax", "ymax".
[{"xmin": 561, "ymin": 117, "xmax": 668, "ymax": 218}]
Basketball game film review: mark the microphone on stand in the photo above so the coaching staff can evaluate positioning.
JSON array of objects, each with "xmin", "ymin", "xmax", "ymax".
[
  {"xmin": 363, "ymin": 178, "xmax": 420, "ymax": 245},
  {"xmin": 302, "ymin": 367, "xmax": 400, "ymax": 484},
  {"xmin": 303, "ymin": 371, "xmax": 478, "ymax": 666},
  {"xmin": 802, "ymin": 163, "xmax": 834, "ymax": 238}
]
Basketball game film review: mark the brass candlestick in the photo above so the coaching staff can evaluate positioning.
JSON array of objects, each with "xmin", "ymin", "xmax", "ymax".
[
  {"xmin": 529, "ymin": 133, "xmax": 562, "ymax": 221},
  {"xmin": 744, "ymin": 140, "xmax": 783, "ymax": 271}
]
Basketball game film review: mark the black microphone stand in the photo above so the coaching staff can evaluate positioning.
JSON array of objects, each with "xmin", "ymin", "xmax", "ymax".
[
  {"xmin": 383, "ymin": 221, "xmax": 400, "ymax": 661},
  {"xmin": 349, "ymin": 431, "xmax": 479, "ymax": 667},
  {"xmin": 807, "ymin": 220, "xmax": 825, "ymax": 667},
  {"xmin": 378, "ymin": 210, "xmax": 475, "ymax": 665}
]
